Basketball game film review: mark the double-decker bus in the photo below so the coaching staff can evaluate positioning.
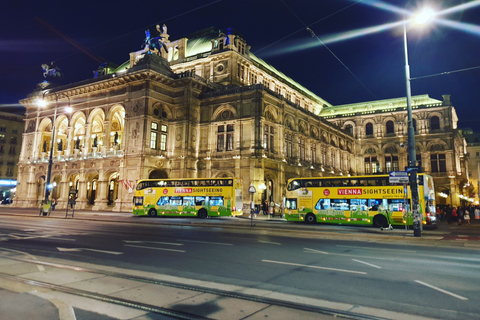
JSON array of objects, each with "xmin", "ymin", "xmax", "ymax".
[
  {"xmin": 133, "ymin": 178, "xmax": 243, "ymax": 218},
  {"xmin": 284, "ymin": 173, "xmax": 436, "ymax": 228}
]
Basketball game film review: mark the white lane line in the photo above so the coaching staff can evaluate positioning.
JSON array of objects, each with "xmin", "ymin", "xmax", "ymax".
[
  {"xmin": 47, "ymin": 237, "xmax": 76, "ymax": 241},
  {"xmin": 304, "ymin": 248, "xmax": 329, "ymax": 254},
  {"xmin": 37, "ymin": 265, "xmax": 45, "ymax": 271},
  {"xmin": 262, "ymin": 259, "xmax": 367, "ymax": 275},
  {"xmin": 124, "ymin": 240, "xmax": 183, "ymax": 246},
  {"xmin": 178, "ymin": 239, "xmax": 233, "ymax": 246},
  {"xmin": 125, "ymin": 244, "xmax": 185, "ymax": 253},
  {"xmin": 258, "ymin": 240, "xmax": 281, "ymax": 245},
  {"xmin": 414, "ymin": 280, "xmax": 468, "ymax": 300},
  {"xmin": 352, "ymin": 259, "xmax": 382, "ymax": 269},
  {"xmin": 336, "ymin": 245, "xmax": 415, "ymax": 253},
  {"xmin": 305, "ymin": 247, "xmax": 394, "ymax": 261}
]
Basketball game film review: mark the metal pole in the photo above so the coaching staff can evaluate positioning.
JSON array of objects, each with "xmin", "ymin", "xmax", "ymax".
[
  {"xmin": 404, "ymin": 21, "xmax": 421, "ymax": 237},
  {"xmin": 44, "ymin": 93, "xmax": 58, "ymax": 203}
]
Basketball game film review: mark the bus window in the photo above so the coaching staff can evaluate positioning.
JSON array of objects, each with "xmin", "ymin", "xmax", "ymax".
[
  {"xmin": 170, "ymin": 196, "xmax": 182, "ymax": 206},
  {"xmin": 286, "ymin": 198, "xmax": 297, "ymax": 210},
  {"xmin": 183, "ymin": 196, "xmax": 194, "ymax": 206},
  {"xmin": 315, "ymin": 199, "xmax": 330, "ymax": 210},
  {"xmin": 210, "ymin": 196, "xmax": 223, "ymax": 206},
  {"xmin": 332, "ymin": 199, "xmax": 348, "ymax": 211},
  {"xmin": 388, "ymin": 199, "xmax": 405, "ymax": 212},
  {"xmin": 157, "ymin": 196, "xmax": 169, "ymax": 206},
  {"xmin": 350, "ymin": 199, "xmax": 367, "ymax": 211},
  {"xmin": 367, "ymin": 199, "xmax": 381, "ymax": 211},
  {"xmin": 195, "ymin": 196, "xmax": 205, "ymax": 205},
  {"xmin": 287, "ymin": 180, "xmax": 300, "ymax": 191}
]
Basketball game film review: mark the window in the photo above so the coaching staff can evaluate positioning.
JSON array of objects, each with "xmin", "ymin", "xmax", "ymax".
[
  {"xmin": 345, "ymin": 124, "xmax": 353, "ymax": 135},
  {"xmin": 217, "ymin": 124, "xmax": 234, "ymax": 152},
  {"xmin": 160, "ymin": 125, "xmax": 167, "ymax": 151},
  {"xmin": 8, "ymin": 146, "xmax": 16, "ymax": 154},
  {"xmin": 412, "ymin": 119, "xmax": 417, "ymax": 133},
  {"xmin": 365, "ymin": 123, "xmax": 373, "ymax": 136},
  {"xmin": 331, "ymin": 150, "xmax": 336, "ymax": 167},
  {"xmin": 275, "ymin": 86, "xmax": 281, "ymax": 95},
  {"xmin": 299, "ymin": 138, "xmax": 305, "ymax": 161},
  {"xmin": 407, "ymin": 154, "xmax": 422, "ymax": 170},
  {"xmin": 264, "ymin": 125, "xmax": 274, "ymax": 152},
  {"xmin": 386, "ymin": 121, "xmax": 394, "ymax": 134},
  {"xmin": 476, "ymin": 152, "xmax": 479, "ymax": 157},
  {"xmin": 385, "ymin": 155, "xmax": 399, "ymax": 172},
  {"xmin": 0, "ymin": 127, "xmax": 5, "ymax": 132},
  {"xmin": 430, "ymin": 116, "xmax": 440, "ymax": 130},
  {"xmin": 237, "ymin": 64, "xmax": 245, "ymax": 80},
  {"xmin": 431, "ymin": 154, "xmax": 446, "ymax": 172},
  {"xmin": 150, "ymin": 122, "xmax": 158, "ymax": 149},
  {"xmin": 321, "ymin": 145, "xmax": 327, "ymax": 165},
  {"xmin": 365, "ymin": 156, "xmax": 378, "ymax": 174},
  {"xmin": 285, "ymin": 133, "xmax": 292, "ymax": 158}
]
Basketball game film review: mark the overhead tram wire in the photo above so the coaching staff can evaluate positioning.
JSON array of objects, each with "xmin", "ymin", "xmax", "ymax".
[
  {"xmin": 254, "ymin": 1, "xmax": 363, "ymax": 55},
  {"xmin": 278, "ymin": 0, "xmax": 378, "ymax": 100},
  {"xmin": 410, "ymin": 65, "xmax": 480, "ymax": 81}
]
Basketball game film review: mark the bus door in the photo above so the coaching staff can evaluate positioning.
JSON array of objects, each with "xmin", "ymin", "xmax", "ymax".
[
  {"xmin": 144, "ymin": 188, "xmax": 157, "ymax": 211},
  {"xmin": 298, "ymin": 188, "xmax": 313, "ymax": 220}
]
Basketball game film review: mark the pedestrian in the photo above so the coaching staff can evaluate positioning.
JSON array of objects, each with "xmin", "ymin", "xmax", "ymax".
[
  {"xmin": 475, "ymin": 207, "xmax": 480, "ymax": 220},
  {"xmin": 457, "ymin": 207, "xmax": 463, "ymax": 225},
  {"xmin": 52, "ymin": 199, "xmax": 56, "ymax": 210},
  {"xmin": 464, "ymin": 208, "xmax": 470, "ymax": 225},
  {"xmin": 450, "ymin": 206, "xmax": 457, "ymax": 224}
]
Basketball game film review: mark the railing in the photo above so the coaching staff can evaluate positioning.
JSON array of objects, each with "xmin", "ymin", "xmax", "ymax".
[{"xmin": 31, "ymin": 149, "xmax": 124, "ymax": 163}]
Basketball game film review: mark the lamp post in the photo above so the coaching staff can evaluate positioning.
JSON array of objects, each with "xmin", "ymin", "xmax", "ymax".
[
  {"xmin": 403, "ymin": 8, "xmax": 434, "ymax": 237},
  {"xmin": 39, "ymin": 91, "xmax": 71, "ymax": 204}
]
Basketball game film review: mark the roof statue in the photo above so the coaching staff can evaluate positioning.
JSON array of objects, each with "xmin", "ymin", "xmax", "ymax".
[
  {"xmin": 143, "ymin": 26, "xmax": 168, "ymax": 55},
  {"xmin": 41, "ymin": 62, "xmax": 63, "ymax": 79}
]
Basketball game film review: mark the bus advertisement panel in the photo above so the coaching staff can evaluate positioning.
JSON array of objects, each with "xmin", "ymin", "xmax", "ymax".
[
  {"xmin": 133, "ymin": 178, "xmax": 243, "ymax": 218},
  {"xmin": 284, "ymin": 174, "xmax": 436, "ymax": 228}
]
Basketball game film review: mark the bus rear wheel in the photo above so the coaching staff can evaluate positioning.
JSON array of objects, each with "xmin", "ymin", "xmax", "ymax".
[
  {"xmin": 148, "ymin": 208, "xmax": 157, "ymax": 217},
  {"xmin": 373, "ymin": 214, "xmax": 388, "ymax": 228},
  {"xmin": 305, "ymin": 213, "xmax": 317, "ymax": 224},
  {"xmin": 198, "ymin": 209, "xmax": 208, "ymax": 219}
]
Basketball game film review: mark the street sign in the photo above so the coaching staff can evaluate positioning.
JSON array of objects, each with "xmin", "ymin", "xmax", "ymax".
[
  {"xmin": 389, "ymin": 171, "xmax": 409, "ymax": 184},
  {"xmin": 248, "ymin": 186, "xmax": 256, "ymax": 193}
]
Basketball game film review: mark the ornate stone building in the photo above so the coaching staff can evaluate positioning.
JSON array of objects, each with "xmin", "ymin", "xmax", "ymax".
[{"xmin": 15, "ymin": 27, "xmax": 466, "ymax": 211}]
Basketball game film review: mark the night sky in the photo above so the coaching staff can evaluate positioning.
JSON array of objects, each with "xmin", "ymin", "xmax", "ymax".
[{"xmin": 2, "ymin": 0, "xmax": 480, "ymax": 128}]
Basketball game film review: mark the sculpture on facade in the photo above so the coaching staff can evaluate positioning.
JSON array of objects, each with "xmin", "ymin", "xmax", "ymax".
[
  {"xmin": 41, "ymin": 62, "xmax": 63, "ymax": 79},
  {"xmin": 143, "ymin": 28, "xmax": 168, "ymax": 55}
]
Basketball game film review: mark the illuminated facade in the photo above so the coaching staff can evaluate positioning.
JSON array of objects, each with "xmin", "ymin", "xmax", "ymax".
[{"xmin": 15, "ymin": 27, "xmax": 466, "ymax": 210}]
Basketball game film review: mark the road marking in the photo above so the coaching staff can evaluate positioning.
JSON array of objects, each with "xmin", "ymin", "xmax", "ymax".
[
  {"xmin": 414, "ymin": 280, "xmax": 468, "ymax": 300},
  {"xmin": 262, "ymin": 259, "xmax": 367, "ymax": 275},
  {"xmin": 48, "ymin": 237, "xmax": 76, "ymax": 241},
  {"xmin": 125, "ymin": 244, "xmax": 185, "ymax": 253},
  {"xmin": 178, "ymin": 239, "xmax": 233, "ymax": 246},
  {"xmin": 336, "ymin": 245, "xmax": 415, "ymax": 253},
  {"xmin": 305, "ymin": 247, "xmax": 394, "ymax": 261},
  {"xmin": 56, "ymin": 247, "xmax": 123, "ymax": 255},
  {"xmin": 352, "ymin": 259, "xmax": 381, "ymax": 269},
  {"xmin": 123, "ymin": 240, "xmax": 183, "ymax": 246},
  {"xmin": 304, "ymin": 248, "xmax": 329, "ymax": 254},
  {"xmin": 258, "ymin": 240, "xmax": 281, "ymax": 245},
  {"xmin": 37, "ymin": 265, "xmax": 45, "ymax": 271}
]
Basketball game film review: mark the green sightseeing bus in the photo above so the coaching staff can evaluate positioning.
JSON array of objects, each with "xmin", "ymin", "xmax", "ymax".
[{"xmin": 133, "ymin": 178, "xmax": 243, "ymax": 218}]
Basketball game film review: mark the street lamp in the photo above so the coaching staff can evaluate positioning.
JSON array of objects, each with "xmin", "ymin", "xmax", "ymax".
[
  {"xmin": 403, "ymin": 8, "xmax": 434, "ymax": 237},
  {"xmin": 39, "ymin": 91, "xmax": 71, "ymax": 204}
]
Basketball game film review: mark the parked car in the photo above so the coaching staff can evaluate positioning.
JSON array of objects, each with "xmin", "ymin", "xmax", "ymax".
[{"xmin": 1, "ymin": 198, "xmax": 12, "ymax": 204}]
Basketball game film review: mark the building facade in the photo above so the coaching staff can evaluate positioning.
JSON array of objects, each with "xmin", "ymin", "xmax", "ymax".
[
  {"xmin": 462, "ymin": 129, "xmax": 480, "ymax": 205},
  {"xmin": 0, "ymin": 111, "xmax": 24, "ymax": 202},
  {"xmin": 15, "ymin": 27, "xmax": 467, "ymax": 211}
]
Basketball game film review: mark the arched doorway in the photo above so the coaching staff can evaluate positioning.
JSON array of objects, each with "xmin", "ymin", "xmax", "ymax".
[
  {"xmin": 149, "ymin": 169, "xmax": 168, "ymax": 179},
  {"xmin": 107, "ymin": 172, "xmax": 119, "ymax": 205},
  {"xmin": 86, "ymin": 173, "xmax": 99, "ymax": 205}
]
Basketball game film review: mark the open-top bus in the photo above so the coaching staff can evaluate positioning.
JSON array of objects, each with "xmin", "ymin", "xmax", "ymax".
[
  {"xmin": 133, "ymin": 178, "xmax": 243, "ymax": 218},
  {"xmin": 284, "ymin": 173, "xmax": 436, "ymax": 228}
]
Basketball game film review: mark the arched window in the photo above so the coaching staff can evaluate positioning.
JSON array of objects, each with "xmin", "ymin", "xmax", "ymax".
[
  {"xmin": 345, "ymin": 124, "xmax": 353, "ymax": 135},
  {"xmin": 386, "ymin": 121, "xmax": 394, "ymax": 134},
  {"xmin": 430, "ymin": 116, "xmax": 440, "ymax": 130},
  {"xmin": 365, "ymin": 123, "xmax": 373, "ymax": 136}
]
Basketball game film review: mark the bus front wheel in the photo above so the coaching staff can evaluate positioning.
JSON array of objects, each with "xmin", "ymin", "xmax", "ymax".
[
  {"xmin": 373, "ymin": 215, "xmax": 388, "ymax": 228},
  {"xmin": 198, "ymin": 209, "xmax": 208, "ymax": 219},
  {"xmin": 148, "ymin": 208, "xmax": 157, "ymax": 217},
  {"xmin": 305, "ymin": 213, "xmax": 317, "ymax": 224}
]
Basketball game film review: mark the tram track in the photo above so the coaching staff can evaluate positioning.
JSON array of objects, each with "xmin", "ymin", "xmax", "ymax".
[{"xmin": 0, "ymin": 254, "xmax": 391, "ymax": 320}]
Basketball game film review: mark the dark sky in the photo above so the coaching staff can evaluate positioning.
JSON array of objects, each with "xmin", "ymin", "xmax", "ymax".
[{"xmin": 2, "ymin": 0, "xmax": 480, "ymax": 128}]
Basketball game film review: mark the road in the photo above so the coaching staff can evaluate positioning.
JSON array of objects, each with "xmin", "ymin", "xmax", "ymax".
[{"xmin": 0, "ymin": 210, "xmax": 479, "ymax": 319}]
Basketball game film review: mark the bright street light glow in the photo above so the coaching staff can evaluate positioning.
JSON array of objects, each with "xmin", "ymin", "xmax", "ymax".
[
  {"xmin": 414, "ymin": 9, "xmax": 435, "ymax": 25},
  {"xmin": 37, "ymin": 99, "xmax": 47, "ymax": 108}
]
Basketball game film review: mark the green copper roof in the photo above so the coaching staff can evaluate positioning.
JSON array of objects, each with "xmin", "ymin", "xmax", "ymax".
[{"xmin": 320, "ymin": 94, "xmax": 443, "ymax": 117}]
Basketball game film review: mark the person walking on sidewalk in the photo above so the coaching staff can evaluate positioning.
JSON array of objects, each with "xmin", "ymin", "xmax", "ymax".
[
  {"xmin": 450, "ymin": 206, "xmax": 457, "ymax": 224},
  {"xmin": 464, "ymin": 208, "xmax": 470, "ymax": 225}
]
